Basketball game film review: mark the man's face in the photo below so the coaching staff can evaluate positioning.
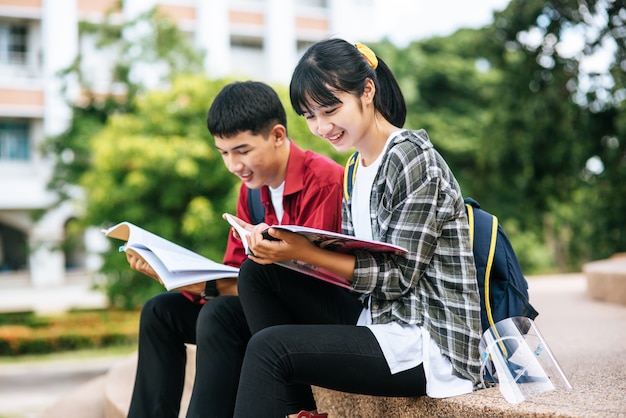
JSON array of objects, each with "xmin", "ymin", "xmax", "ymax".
[{"xmin": 214, "ymin": 128, "xmax": 284, "ymax": 189}]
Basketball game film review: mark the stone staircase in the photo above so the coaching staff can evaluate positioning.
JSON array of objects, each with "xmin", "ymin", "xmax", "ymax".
[{"xmin": 41, "ymin": 273, "xmax": 626, "ymax": 418}]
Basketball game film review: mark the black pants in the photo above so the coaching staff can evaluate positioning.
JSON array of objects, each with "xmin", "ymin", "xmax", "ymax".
[
  {"xmin": 234, "ymin": 260, "xmax": 427, "ymax": 418},
  {"xmin": 127, "ymin": 293, "xmax": 250, "ymax": 418}
]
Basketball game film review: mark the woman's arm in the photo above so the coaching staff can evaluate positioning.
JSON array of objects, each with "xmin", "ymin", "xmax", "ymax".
[{"xmin": 247, "ymin": 227, "xmax": 357, "ymax": 282}]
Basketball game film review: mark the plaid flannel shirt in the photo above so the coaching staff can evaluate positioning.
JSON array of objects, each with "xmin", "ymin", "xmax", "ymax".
[{"xmin": 343, "ymin": 129, "xmax": 482, "ymax": 384}]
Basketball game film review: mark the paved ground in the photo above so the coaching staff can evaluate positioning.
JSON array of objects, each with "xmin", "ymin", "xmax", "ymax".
[{"xmin": 0, "ymin": 356, "xmax": 124, "ymax": 418}]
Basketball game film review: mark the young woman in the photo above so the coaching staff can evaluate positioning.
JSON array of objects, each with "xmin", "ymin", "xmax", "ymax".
[{"xmin": 232, "ymin": 38, "xmax": 483, "ymax": 418}]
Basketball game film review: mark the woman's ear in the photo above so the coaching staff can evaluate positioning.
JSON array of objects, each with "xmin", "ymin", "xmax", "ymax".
[
  {"xmin": 362, "ymin": 78, "xmax": 375, "ymax": 104},
  {"xmin": 270, "ymin": 124, "xmax": 287, "ymax": 146}
]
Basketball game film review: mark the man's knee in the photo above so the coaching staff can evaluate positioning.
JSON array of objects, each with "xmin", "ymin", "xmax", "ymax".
[
  {"xmin": 197, "ymin": 296, "xmax": 246, "ymax": 338},
  {"xmin": 139, "ymin": 292, "xmax": 182, "ymax": 331}
]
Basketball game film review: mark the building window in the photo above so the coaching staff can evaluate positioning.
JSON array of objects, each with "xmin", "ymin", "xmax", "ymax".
[
  {"xmin": 0, "ymin": 222, "xmax": 28, "ymax": 272},
  {"xmin": 296, "ymin": 0, "xmax": 328, "ymax": 7},
  {"xmin": 0, "ymin": 122, "xmax": 30, "ymax": 161},
  {"xmin": 0, "ymin": 22, "xmax": 28, "ymax": 65},
  {"xmin": 64, "ymin": 218, "xmax": 86, "ymax": 271}
]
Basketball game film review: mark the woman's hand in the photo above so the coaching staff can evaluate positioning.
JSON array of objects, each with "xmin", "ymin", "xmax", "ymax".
[
  {"xmin": 247, "ymin": 227, "xmax": 314, "ymax": 265},
  {"xmin": 223, "ymin": 213, "xmax": 268, "ymax": 248}
]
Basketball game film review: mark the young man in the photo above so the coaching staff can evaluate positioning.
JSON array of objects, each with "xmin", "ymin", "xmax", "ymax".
[{"xmin": 126, "ymin": 81, "xmax": 344, "ymax": 418}]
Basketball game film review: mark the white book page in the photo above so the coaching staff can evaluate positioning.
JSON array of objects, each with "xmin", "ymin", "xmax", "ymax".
[
  {"xmin": 272, "ymin": 225, "xmax": 408, "ymax": 254},
  {"xmin": 223, "ymin": 214, "xmax": 352, "ymax": 289},
  {"xmin": 131, "ymin": 247, "xmax": 239, "ymax": 290},
  {"xmin": 104, "ymin": 221, "xmax": 238, "ymax": 273},
  {"xmin": 223, "ymin": 214, "xmax": 253, "ymax": 255},
  {"xmin": 144, "ymin": 246, "xmax": 238, "ymax": 273}
]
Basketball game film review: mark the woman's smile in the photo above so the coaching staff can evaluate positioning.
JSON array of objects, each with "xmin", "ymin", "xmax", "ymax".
[{"xmin": 325, "ymin": 130, "xmax": 345, "ymax": 143}]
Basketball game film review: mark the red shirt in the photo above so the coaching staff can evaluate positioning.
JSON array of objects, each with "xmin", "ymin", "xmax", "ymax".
[
  {"xmin": 184, "ymin": 141, "xmax": 344, "ymax": 303},
  {"xmin": 223, "ymin": 141, "xmax": 344, "ymax": 267}
]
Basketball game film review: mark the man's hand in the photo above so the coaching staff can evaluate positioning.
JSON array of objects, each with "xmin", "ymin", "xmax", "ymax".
[
  {"xmin": 216, "ymin": 277, "xmax": 238, "ymax": 296},
  {"xmin": 174, "ymin": 282, "xmax": 206, "ymax": 296},
  {"xmin": 126, "ymin": 248, "xmax": 163, "ymax": 285},
  {"xmin": 172, "ymin": 278, "xmax": 237, "ymax": 297}
]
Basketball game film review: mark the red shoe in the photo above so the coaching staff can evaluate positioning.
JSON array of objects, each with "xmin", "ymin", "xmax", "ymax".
[{"xmin": 296, "ymin": 411, "xmax": 328, "ymax": 418}]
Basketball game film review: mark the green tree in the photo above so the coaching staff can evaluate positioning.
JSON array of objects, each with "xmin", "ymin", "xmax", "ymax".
[
  {"xmin": 43, "ymin": 5, "xmax": 205, "ymax": 203},
  {"xmin": 373, "ymin": 31, "xmax": 499, "ymax": 196},
  {"xmin": 374, "ymin": 0, "xmax": 625, "ymax": 273},
  {"xmin": 83, "ymin": 76, "xmax": 236, "ymax": 308},
  {"xmin": 481, "ymin": 0, "xmax": 626, "ymax": 269}
]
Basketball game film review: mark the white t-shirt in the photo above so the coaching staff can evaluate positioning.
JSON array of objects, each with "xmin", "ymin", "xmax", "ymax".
[
  {"xmin": 352, "ymin": 131, "xmax": 473, "ymax": 398},
  {"xmin": 269, "ymin": 182, "xmax": 285, "ymax": 224}
]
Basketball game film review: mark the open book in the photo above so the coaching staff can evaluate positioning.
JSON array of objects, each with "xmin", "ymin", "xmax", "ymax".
[
  {"xmin": 223, "ymin": 214, "xmax": 408, "ymax": 290},
  {"xmin": 103, "ymin": 222, "xmax": 239, "ymax": 291}
]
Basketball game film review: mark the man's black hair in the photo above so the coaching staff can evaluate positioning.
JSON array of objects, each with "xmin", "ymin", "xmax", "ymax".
[{"xmin": 207, "ymin": 81, "xmax": 287, "ymax": 138}]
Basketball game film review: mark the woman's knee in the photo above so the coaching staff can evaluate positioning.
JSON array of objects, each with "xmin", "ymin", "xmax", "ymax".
[
  {"xmin": 245, "ymin": 325, "xmax": 291, "ymax": 365},
  {"xmin": 237, "ymin": 259, "xmax": 258, "ymax": 293}
]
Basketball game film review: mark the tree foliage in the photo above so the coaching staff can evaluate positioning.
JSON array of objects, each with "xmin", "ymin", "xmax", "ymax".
[
  {"xmin": 374, "ymin": 0, "xmax": 624, "ymax": 272},
  {"xmin": 43, "ymin": 5, "xmax": 205, "ymax": 201},
  {"xmin": 482, "ymin": 0, "xmax": 626, "ymax": 269},
  {"xmin": 84, "ymin": 76, "xmax": 236, "ymax": 308}
]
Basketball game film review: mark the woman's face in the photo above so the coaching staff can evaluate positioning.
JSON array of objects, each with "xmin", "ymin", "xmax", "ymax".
[{"xmin": 302, "ymin": 83, "xmax": 375, "ymax": 153}]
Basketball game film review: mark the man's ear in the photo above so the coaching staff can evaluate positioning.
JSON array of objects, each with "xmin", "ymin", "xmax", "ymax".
[{"xmin": 270, "ymin": 124, "xmax": 287, "ymax": 146}]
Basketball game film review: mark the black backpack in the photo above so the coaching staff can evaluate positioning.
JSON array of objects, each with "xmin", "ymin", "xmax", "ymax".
[
  {"xmin": 344, "ymin": 152, "xmax": 538, "ymax": 332},
  {"xmin": 247, "ymin": 187, "xmax": 266, "ymax": 225}
]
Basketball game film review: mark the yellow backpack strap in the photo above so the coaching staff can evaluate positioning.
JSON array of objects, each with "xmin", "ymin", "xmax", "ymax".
[
  {"xmin": 343, "ymin": 152, "xmax": 360, "ymax": 201},
  {"xmin": 466, "ymin": 203, "xmax": 475, "ymax": 248},
  {"xmin": 483, "ymin": 214, "xmax": 507, "ymax": 356},
  {"xmin": 484, "ymin": 214, "xmax": 499, "ymax": 331}
]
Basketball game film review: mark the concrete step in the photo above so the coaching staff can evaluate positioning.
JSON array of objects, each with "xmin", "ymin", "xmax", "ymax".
[
  {"xmin": 103, "ymin": 354, "xmax": 136, "ymax": 418},
  {"xmin": 39, "ymin": 347, "xmax": 196, "ymax": 418},
  {"xmin": 583, "ymin": 252, "xmax": 626, "ymax": 305},
  {"xmin": 40, "ymin": 375, "xmax": 107, "ymax": 418},
  {"xmin": 104, "ymin": 347, "xmax": 197, "ymax": 418}
]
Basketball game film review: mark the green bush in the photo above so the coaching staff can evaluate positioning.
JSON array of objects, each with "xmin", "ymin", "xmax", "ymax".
[{"xmin": 0, "ymin": 309, "xmax": 139, "ymax": 357}]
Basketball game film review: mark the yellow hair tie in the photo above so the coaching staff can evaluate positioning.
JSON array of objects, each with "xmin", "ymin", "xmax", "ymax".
[{"xmin": 355, "ymin": 42, "xmax": 378, "ymax": 70}]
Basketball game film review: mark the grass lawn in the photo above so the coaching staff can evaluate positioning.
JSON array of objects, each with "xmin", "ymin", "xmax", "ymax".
[{"xmin": 0, "ymin": 342, "xmax": 138, "ymax": 365}]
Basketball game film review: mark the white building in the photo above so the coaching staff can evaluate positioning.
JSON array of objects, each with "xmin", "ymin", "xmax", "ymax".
[{"xmin": 0, "ymin": 0, "xmax": 393, "ymax": 290}]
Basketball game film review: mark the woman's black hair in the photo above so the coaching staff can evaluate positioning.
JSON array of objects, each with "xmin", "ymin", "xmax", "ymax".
[{"xmin": 289, "ymin": 38, "xmax": 406, "ymax": 128}]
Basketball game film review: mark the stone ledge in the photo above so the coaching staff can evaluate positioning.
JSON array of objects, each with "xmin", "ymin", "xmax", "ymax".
[
  {"xmin": 312, "ymin": 385, "xmax": 583, "ymax": 418},
  {"xmin": 100, "ymin": 352, "xmax": 616, "ymax": 418},
  {"xmin": 583, "ymin": 253, "xmax": 626, "ymax": 305}
]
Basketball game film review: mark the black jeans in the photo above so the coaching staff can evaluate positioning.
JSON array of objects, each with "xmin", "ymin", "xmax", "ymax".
[
  {"xmin": 127, "ymin": 293, "xmax": 250, "ymax": 418},
  {"xmin": 234, "ymin": 260, "xmax": 427, "ymax": 418}
]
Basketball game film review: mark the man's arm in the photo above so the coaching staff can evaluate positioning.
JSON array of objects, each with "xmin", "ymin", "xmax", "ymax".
[{"xmin": 125, "ymin": 249, "xmax": 222, "ymax": 296}]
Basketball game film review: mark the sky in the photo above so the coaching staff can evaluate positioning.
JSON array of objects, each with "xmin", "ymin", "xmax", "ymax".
[{"xmin": 375, "ymin": 0, "xmax": 511, "ymax": 46}]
